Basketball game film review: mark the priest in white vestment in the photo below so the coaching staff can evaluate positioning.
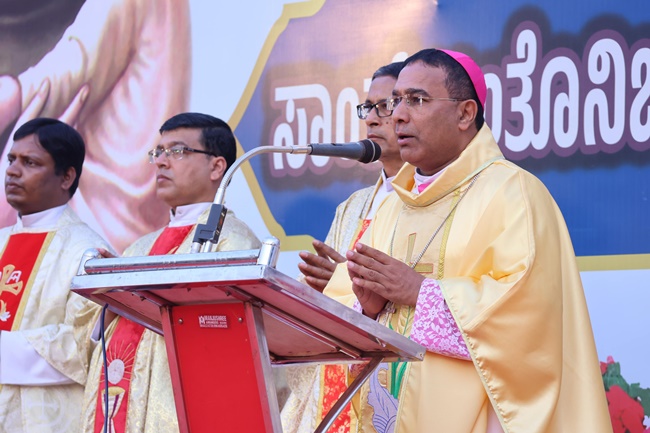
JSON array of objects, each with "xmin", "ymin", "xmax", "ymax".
[
  {"xmin": 0, "ymin": 118, "xmax": 111, "ymax": 433},
  {"xmin": 79, "ymin": 113, "xmax": 261, "ymax": 433},
  {"xmin": 282, "ymin": 61, "xmax": 405, "ymax": 433}
]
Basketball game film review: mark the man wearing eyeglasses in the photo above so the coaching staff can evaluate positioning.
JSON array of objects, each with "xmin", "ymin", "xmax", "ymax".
[
  {"xmin": 297, "ymin": 61, "xmax": 405, "ymax": 294},
  {"xmin": 321, "ymin": 49, "xmax": 611, "ymax": 432},
  {"xmin": 282, "ymin": 62, "xmax": 405, "ymax": 433},
  {"xmin": 79, "ymin": 113, "xmax": 261, "ymax": 433}
]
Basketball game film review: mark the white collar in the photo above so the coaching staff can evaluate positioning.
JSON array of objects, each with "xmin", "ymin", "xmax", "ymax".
[
  {"xmin": 16, "ymin": 204, "xmax": 67, "ymax": 230},
  {"xmin": 413, "ymin": 168, "xmax": 445, "ymax": 194},
  {"xmin": 366, "ymin": 171, "xmax": 396, "ymax": 220},
  {"xmin": 169, "ymin": 202, "xmax": 211, "ymax": 227},
  {"xmin": 380, "ymin": 169, "xmax": 395, "ymax": 193}
]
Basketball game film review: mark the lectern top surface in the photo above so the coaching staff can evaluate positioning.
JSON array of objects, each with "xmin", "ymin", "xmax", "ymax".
[{"xmin": 72, "ymin": 252, "xmax": 425, "ymax": 364}]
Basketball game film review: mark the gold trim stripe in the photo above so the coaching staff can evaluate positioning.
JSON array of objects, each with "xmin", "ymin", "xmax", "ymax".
[
  {"xmin": 576, "ymin": 254, "xmax": 650, "ymax": 271},
  {"xmin": 9, "ymin": 232, "xmax": 55, "ymax": 331}
]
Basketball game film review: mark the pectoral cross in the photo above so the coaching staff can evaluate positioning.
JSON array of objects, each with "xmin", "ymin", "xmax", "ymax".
[{"xmin": 405, "ymin": 233, "xmax": 434, "ymax": 274}]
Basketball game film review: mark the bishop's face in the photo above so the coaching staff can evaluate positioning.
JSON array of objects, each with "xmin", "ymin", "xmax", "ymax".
[{"xmin": 392, "ymin": 62, "xmax": 467, "ymax": 176}]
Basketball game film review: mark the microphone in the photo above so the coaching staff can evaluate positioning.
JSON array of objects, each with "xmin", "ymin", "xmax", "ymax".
[
  {"xmin": 191, "ymin": 138, "xmax": 381, "ymax": 253},
  {"xmin": 307, "ymin": 139, "xmax": 381, "ymax": 164}
]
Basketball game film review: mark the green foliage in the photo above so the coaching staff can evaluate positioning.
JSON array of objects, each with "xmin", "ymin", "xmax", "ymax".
[
  {"xmin": 628, "ymin": 383, "xmax": 650, "ymax": 417},
  {"xmin": 603, "ymin": 361, "xmax": 650, "ymax": 417}
]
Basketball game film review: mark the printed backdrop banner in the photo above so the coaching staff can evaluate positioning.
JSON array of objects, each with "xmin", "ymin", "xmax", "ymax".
[{"xmin": 235, "ymin": 0, "xmax": 650, "ymax": 261}]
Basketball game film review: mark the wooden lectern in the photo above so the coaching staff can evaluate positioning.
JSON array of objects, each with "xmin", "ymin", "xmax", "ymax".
[{"xmin": 72, "ymin": 239, "xmax": 424, "ymax": 433}]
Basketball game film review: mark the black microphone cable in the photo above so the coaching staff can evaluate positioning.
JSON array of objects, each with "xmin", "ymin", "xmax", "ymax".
[{"xmin": 100, "ymin": 303, "xmax": 110, "ymax": 433}]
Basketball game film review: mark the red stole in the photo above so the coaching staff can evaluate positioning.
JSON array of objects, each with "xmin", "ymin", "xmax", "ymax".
[
  {"xmin": 356, "ymin": 219, "xmax": 371, "ymax": 246},
  {"xmin": 147, "ymin": 225, "xmax": 194, "ymax": 256},
  {"xmin": 94, "ymin": 225, "xmax": 193, "ymax": 433},
  {"xmin": 0, "ymin": 232, "xmax": 53, "ymax": 331}
]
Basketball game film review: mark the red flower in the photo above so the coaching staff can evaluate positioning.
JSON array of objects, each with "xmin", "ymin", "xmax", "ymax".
[
  {"xmin": 601, "ymin": 361, "xmax": 609, "ymax": 375},
  {"xmin": 607, "ymin": 385, "xmax": 646, "ymax": 433}
]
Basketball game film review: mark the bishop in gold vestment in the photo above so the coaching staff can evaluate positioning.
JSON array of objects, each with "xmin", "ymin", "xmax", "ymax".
[{"xmin": 324, "ymin": 125, "xmax": 612, "ymax": 433}]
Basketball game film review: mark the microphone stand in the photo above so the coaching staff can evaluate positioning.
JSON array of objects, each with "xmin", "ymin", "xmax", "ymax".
[{"xmin": 190, "ymin": 145, "xmax": 313, "ymax": 253}]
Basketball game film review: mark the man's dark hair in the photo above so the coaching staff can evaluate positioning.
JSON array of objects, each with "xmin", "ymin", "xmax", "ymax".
[
  {"xmin": 159, "ymin": 112, "xmax": 237, "ymax": 171},
  {"xmin": 372, "ymin": 61, "xmax": 404, "ymax": 81},
  {"xmin": 403, "ymin": 49, "xmax": 484, "ymax": 130},
  {"xmin": 13, "ymin": 118, "xmax": 85, "ymax": 197}
]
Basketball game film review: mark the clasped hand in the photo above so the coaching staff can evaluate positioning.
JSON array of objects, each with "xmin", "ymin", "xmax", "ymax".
[
  {"xmin": 298, "ymin": 240, "xmax": 346, "ymax": 292},
  {"xmin": 347, "ymin": 243, "xmax": 424, "ymax": 319}
]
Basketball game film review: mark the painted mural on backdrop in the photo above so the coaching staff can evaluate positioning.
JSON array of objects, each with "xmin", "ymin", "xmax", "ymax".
[
  {"xmin": 233, "ymin": 1, "xmax": 650, "ymax": 430},
  {"xmin": 0, "ymin": 0, "xmax": 191, "ymax": 253}
]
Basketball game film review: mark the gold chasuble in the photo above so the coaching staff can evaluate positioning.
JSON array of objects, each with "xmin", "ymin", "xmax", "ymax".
[
  {"xmin": 0, "ymin": 206, "xmax": 112, "ymax": 433},
  {"xmin": 80, "ymin": 209, "xmax": 261, "ymax": 433},
  {"xmin": 323, "ymin": 126, "xmax": 612, "ymax": 433}
]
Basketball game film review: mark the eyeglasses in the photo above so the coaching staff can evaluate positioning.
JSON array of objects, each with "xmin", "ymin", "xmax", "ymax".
[
  {"xmin": 386, "ymin": 94, "xmax": 459, "ymax": 111},
  {"xmin": 148, "ymin": 145, "xmax": 215, "ymax": 163},
  {"xmin": 356, "ymin": 99, "xmax": 392, "ymax": 119}
]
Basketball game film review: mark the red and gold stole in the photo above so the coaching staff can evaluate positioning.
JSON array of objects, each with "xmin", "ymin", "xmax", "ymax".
[
  {"xmin": 0, "ymin": 232, "xmax": 53, "ymax": 331},
  {"xmin": 355, "ymin": 219, "xmax": 371, "ymax": 246},
  {"xmin": 93, "ymin": 225, "xmax": 193, "ymax": 433},
  {"xmin": 318, "ymin": 220, "xmax": 370, "ymax": 432},
  {"xmin": 147, "ymin": 225, "xmax": 194, "ymax": 257}
]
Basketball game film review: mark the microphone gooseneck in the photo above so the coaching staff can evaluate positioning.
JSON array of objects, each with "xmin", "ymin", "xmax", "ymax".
[{"xmin": 190, "ymin": 140, "xmax": 381, "ymax": 253}]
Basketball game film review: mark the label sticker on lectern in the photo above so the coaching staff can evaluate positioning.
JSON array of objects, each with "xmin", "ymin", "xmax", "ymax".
[{"xmin": 198, "ymin": 315, "xmax": 229, "ymax": 329}]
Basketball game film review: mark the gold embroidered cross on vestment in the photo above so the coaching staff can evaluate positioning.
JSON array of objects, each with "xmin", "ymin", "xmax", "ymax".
[{"xmin": 389, "ymin": 173, "xmax": 480, "ymax": 271}]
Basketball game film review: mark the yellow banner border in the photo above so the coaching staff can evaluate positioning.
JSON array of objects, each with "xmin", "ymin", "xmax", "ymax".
[
  {"xmin": 577, "ymin": 253, "xmax": 650, "ymax": 272},
  {"xmin": 228, "ymin": 0, "xmax": 326, "ymax": 252}
]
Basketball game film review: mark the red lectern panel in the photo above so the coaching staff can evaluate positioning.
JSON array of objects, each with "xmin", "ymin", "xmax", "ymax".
[
  {"xmin": 161, "ymin": 303, "xmax": 275, "ymax": 432},
  {"xmin": 72, "ymin": 249, "xmax": 424, "ymax": 433}
]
